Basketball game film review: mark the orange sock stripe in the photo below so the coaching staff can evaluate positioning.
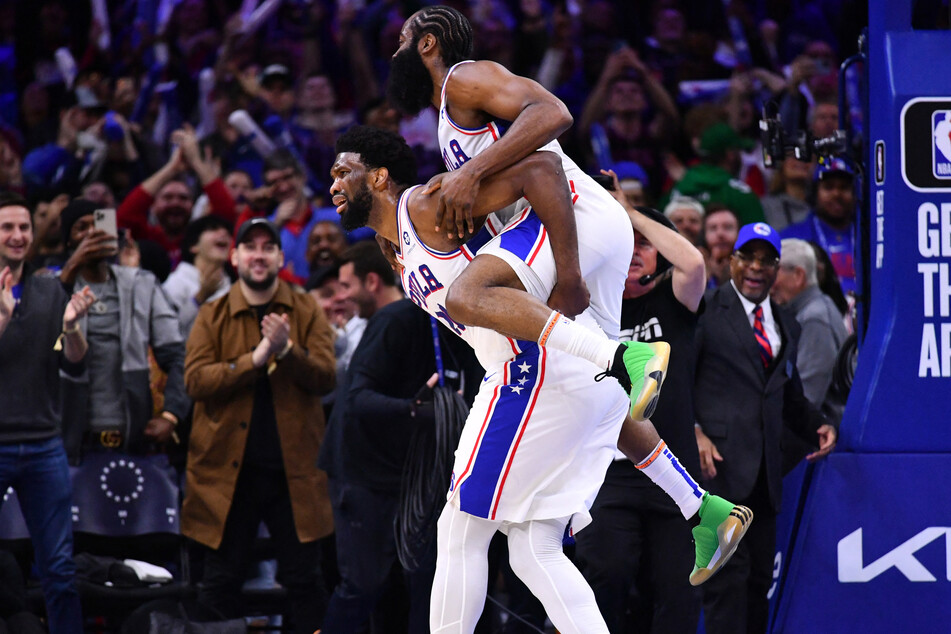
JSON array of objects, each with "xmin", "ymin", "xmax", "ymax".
[
  {"xmin": 538, "ymin": 312, "xmax": 562, "ymax": 346},
  {"xmin": 635, "ymin": 441, "xmax": 667, "ymax": 470}
]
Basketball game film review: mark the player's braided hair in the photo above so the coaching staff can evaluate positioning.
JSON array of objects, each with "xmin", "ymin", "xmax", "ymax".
[
  {"xmin": 411, "ymin": 5, "xmax": 473, "ymax": 67},
  {"xmin": 335, "ymin": 125, "xmax": 418, "ymax": 187}
]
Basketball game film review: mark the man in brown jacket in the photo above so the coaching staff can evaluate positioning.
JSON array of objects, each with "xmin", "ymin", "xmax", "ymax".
[{"xmin": 183, "ymin": 217, "xmax": 336, "ymax": 633}]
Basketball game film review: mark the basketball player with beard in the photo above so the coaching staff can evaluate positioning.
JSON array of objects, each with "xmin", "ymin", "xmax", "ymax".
[
  {"xmin": 386, "ymin": 5, "xmax": 644, "ymax": 358},
  {"xmin": 330, "ymin": 126, "xmax": 752, "ymax": 633}
]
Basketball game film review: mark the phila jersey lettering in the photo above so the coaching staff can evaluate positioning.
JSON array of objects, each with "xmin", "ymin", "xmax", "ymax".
[{"xmin": 395, "ymin": 185, "xmax": 534, "ymax": 368}]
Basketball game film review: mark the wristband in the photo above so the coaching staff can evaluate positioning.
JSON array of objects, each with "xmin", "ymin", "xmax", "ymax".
[
  {"xmin": 53, "ymin": 323, "xmax": 82, "ymax": 351},
  {"xmin": 267, "ymin": 340, "xmax": 294, "ymax": 376},
  {"xmin": 160, "ymin": 411, "xmax": 179, "ymax": 426}
]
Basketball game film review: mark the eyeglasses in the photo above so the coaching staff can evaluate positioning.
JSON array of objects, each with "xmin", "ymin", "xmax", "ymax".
[{"xmin": 733, "ymin": 251, "xmax": 780, "ymax": 269}]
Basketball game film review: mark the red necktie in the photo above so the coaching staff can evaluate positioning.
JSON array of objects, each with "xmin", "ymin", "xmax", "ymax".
[{"xmin": 753, "ymin": 305, "xmax": 773, "ymax": 368}]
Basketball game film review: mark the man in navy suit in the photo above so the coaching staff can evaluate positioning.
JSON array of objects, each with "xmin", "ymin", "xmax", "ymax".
[{"xmin": 693, "ymin": 222, "xmax": 837, "ymax": 634}]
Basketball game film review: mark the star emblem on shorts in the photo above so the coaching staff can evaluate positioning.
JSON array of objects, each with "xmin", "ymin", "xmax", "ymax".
[
  {"xmin": 510, "ymin": 385, "xmax": 524, "ymax": 394},
  {"xmin": 517, "ymin": 377, "xmax": 528, "ymax": 386},
  {"xmin": 518, "ymin": 361, "xmax": 532, "ymax": 374}
]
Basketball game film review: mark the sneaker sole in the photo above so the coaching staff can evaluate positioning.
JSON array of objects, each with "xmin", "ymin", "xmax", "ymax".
[
  {"xmin": 629, "ymin": 342, "xmax": 670, "ymax": 420},
  {"xmin": 689, "ymin": 505, "xmax": 754, "ymax": 586}
]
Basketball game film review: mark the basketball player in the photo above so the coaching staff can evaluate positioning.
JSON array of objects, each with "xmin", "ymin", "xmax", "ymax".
[
  {"xmin": 386, "ymin": 4, "xmax": 634, "ymax": 345},
  {"xmin": 330, "ymin": 126, "xmax": 752, "ymax": 633}
]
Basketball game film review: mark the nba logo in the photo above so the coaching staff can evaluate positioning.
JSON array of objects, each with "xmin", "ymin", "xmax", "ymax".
[{"xmin": 932, "ymin": 110, "xmax": 951, "ymax": 178}]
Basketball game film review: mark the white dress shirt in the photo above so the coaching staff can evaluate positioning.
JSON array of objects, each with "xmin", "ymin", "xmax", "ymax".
[{"xmin": 731, "ymin": 280, "xmax": 783, "ymax": 360}]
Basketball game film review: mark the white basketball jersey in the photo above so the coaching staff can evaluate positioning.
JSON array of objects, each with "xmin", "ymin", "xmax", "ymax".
[
  {"xmin": 394, "ymin": 185, "xmax": 534, "ymax": 368},
  {"xmin": 437, "ymin": 61, "xmax": 581, "ymax": 176},
  {"xmin": 435, "ymin": 61, "xmax": 633, "ymax": 341},
  {"xmin": 392, "ymin": 187, "xmax": 630, "ymax": 528}
]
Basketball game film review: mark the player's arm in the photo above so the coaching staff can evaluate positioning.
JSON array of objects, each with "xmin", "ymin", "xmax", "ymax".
[
  {"xmin": 428, "ymin": 61, "xmax": 572, "ymax": 236},
  {"xmin": 414, "ymin": 152, "xmax": 588, "ymax": 316}
]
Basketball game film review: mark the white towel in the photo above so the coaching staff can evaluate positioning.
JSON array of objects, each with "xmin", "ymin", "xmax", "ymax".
[{"xmin": 122, "ymin": 559, "xmax": 173, "ymax": 584}]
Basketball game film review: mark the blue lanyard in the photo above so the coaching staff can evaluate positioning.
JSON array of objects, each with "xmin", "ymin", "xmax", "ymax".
[{"xmin": 430, "ymin": 316, "xmax": 446, "ymax": 387}]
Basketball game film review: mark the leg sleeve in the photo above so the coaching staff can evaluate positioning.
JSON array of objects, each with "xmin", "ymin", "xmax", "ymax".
[
  {"xmin": 430, "ymin": 504, "xmax": 499, "ymax": 634},
  {"xmin": 506, "ymin": 516, "xmax": 609, "ymax": 634}
]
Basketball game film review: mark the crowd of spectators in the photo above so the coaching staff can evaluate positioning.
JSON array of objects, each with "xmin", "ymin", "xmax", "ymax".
[
  {"xmin": 3, "ymin": 0, "xmax": 867, "ymax": 296},
  {"xmin": 0, "ymin": 0, "xmax": 872, "ymax": 631}
]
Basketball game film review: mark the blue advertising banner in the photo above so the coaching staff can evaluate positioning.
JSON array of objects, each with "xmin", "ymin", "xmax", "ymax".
[
  {"xmin": 773, "ymin": 454, "xmax": 951, "ymax": 632},
  {"xmin": 767, "ymin": 462, "xmax": 811, "ymax": 630}
]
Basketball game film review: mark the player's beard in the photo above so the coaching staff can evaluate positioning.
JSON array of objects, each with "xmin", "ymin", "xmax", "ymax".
[
  {"xmin": 340, "ymin": 180, "xmax": 374, "ymax": 231},
  {"xmin": 387, "ymin": 42, "xmax": 435, "ymax": 116}
]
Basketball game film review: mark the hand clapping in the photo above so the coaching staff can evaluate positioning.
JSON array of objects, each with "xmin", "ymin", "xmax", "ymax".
[{"xmin": 261, "ymin": 312, "xmax": 290, "ymax": 355}]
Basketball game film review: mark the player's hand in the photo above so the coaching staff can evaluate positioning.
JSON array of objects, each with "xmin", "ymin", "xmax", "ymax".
[
  {"xmin": 546, "ymin": 276, "xmax": 590, "ymax": 319},
  {"xmin": 807, "ymin": 424, "xmax": 837, "ymax": 462},
  {"xmin": 695, "ymin": 426, "xmax": 723, "ymax": 480},
  {"xmin": 375, "ymin": 234, "xmax": 402, "ymax": 273},
  {"xmin": 424, "ymin": 169, "xmax": 479, "ymax": 238}
]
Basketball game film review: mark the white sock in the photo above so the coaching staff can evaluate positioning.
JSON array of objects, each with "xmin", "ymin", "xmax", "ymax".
[
  {"xmin": 538, "ymin": 311, "xmax": 619, "ymax": 370},
  {"xmin": 636, "ymin": 440, "xmax": 705, "ymax": 519}
]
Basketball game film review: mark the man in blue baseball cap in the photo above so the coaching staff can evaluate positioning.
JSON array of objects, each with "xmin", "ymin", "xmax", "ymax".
[
  {"xmin": 736, "ymin": 221, "xmax": 782, "ymax": 258},
  {"xmin": 693, "ymin": 220, "xmax": 837, "ymax": 634},
  {"xmin": 781, "ymin": 154, "xmax": 856, "ymax": 297}
]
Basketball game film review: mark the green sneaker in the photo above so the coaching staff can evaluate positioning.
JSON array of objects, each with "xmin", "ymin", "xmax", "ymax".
[
  {"xmin": 689, "ymin": 493, "xmax": 753, "ymax": 586},
  {"xmin": 597, "ymin": 341, "xmax": 670, "ymax": 420}
]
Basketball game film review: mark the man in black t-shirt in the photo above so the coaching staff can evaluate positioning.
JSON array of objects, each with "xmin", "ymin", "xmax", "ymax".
[{"xmin": 575, "ymin": 193, "xmax": 708, "ymax": 634}]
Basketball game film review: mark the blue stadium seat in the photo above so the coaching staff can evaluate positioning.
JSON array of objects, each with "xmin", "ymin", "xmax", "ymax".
[
  {"xmin": 70, "ymin": 453, "xmax": 180, "ymax": 537},
  {"xmin": 69, "ymin": 452, "xmax": 193, "ymax": 627}
]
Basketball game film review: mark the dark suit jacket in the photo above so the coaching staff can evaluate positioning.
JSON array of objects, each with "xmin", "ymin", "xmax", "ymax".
[{"xmin": 694, "ymin": 283, "xmax": 826, "ymax": 512}]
